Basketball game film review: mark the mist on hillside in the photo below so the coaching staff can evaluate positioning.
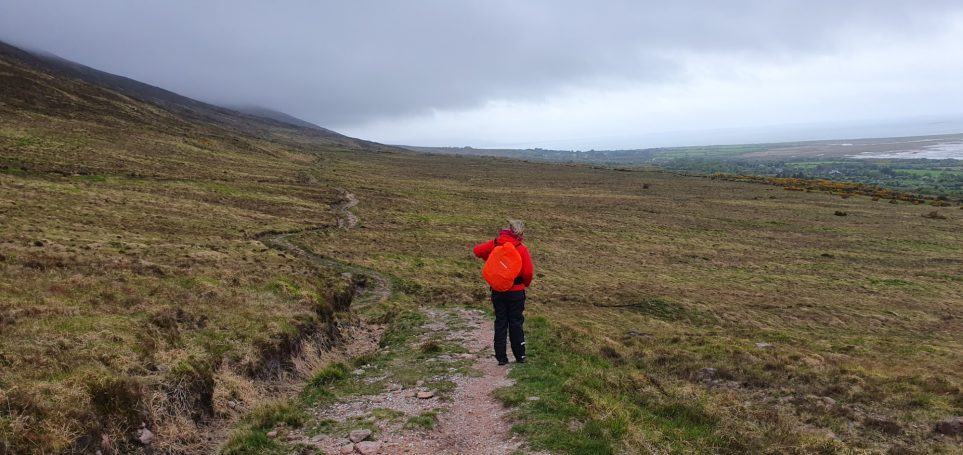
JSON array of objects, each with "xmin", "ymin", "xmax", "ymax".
[{"xmin": 2, "ymin": 1, "xmax": 963, "ymax": 149}]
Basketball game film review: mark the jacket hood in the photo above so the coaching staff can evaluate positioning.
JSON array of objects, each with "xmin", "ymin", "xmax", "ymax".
[{"xmin": 497, "ymin": 229, "xmax": 523, "ymax": 244}]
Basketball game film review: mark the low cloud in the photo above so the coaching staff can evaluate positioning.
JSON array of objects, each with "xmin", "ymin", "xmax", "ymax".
[{"xmin": 2, "ymin": 1, "xmax": 962, "ymax": 146}]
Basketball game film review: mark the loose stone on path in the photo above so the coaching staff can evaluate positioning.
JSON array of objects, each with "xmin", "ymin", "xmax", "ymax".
[
  {"xmin": 349, "ymin": 429, "xmax": 372, "ymax": 443},
  {"xmin": 355, "ymin": 441, "xmax": 383, "ymax": 454}
]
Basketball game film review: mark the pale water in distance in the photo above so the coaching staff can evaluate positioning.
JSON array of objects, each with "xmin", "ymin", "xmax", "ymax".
[{"xmin": 849, "ymin": 140, "xmax": 963, "ymax": 159}]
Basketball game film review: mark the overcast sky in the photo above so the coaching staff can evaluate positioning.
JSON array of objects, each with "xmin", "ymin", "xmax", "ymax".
[{"xmin": 2, "ymin": 1, "xmax": 963, "ymax": 149}]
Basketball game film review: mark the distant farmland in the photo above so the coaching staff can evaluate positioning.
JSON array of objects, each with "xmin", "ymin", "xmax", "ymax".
[{"xmin": 406, "ymin": 132, "xmax": 963, "ymax": 201}]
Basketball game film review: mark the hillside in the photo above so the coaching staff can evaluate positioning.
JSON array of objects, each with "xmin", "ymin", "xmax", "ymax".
[
  {"xmin": 231, "ymin": 106, "xmax": 337, "ymax": 133},
  {"xmin": 0, "ymin": 41, "xmax": 397, "ymax": 163},
  {"xmin": 0, "ymin": 41, "xmax": 392, "ymax": 454},
  {"xmin": 1, "ymin": 40, "xmax": 962, "ymax": 455}
]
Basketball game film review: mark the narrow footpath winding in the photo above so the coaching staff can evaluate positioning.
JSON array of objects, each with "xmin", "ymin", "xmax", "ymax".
[
  {"xmin": 255, "ymin": 189, "xmax": 543, "ymax": 454},
  {"xmin": 257, "ymin": 189, "xmax": 390, "ymax": 309}
]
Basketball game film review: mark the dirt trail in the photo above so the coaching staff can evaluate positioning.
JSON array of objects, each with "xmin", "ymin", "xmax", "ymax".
[
  {"xmin": 387, "ymin": 309, "xmax": 532, "ymax": 455},
  {"xmin": 294, "ymin": 308, "xmax": 539, "ymax": 455},
  {"xmin": 255, "ymin": 190, "xmax": 539, "ymax": 454},
  {"xmin": 331, "ymin": 188, "xmax": 360, "ymax": 229},
  {"xmin": 257, "ymin": 189, "xmax": 389, "ymax": 308}
]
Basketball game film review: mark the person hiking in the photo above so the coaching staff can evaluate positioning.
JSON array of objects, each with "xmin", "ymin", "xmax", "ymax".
[{"xmin": 473, "ymin": 219, "xmax": 533, "ymax": 365}]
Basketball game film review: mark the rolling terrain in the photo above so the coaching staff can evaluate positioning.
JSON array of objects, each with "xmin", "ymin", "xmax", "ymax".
[
  {"xmin": 404, "ymin": 133, "xmax": 963, "ymax": 163},
  {"xmin": 1, "ymin": 41, "xmax": 962, "ymax": 454},
  {"xmin": 407, "ymin": 134, "xmax": 963, "ymax": 201}
]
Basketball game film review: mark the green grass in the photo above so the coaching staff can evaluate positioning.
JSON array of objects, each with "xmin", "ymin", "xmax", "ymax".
[
  {"xmin": 404, "ymin": 411, "xmax": 440, "ymax": 430},
  {"xmin": 379, "ymin": 309, "xmax": 427, "ymax": 349},
  {"xmin": 370, "ymin": 408, "xmax": 405, "ymax": 421},
  {"xmin": 221, "ymin": 432, "xmax": 287, "ymax": 455},
  {"xmin": 306, "ymin": 416, "xmax": 378, "ymax": 439},
  {"xmin": 221, "ymin": 401, "xmax": 307, "ymax": 455},
  {"xmin": 300, "ymin": 363, "xmax": 352, "ymax": 402},
  {"xmin": 495, "ymin": 318, "xmax": 625, "ymax": 455},
  {"xmin": 300, "ymin": 361, "xmax": 384, "ymax": 406}
]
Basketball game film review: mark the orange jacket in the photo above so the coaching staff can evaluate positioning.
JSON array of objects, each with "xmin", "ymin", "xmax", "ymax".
[{"xmin": 473, "ymin": 230, "xmax": 533, "ymax": 291}]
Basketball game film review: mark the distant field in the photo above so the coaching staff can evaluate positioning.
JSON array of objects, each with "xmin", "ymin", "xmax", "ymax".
[
  {"xmin": 738, "ymin": 134, "xmax": 963, "ymax": 160},
  {"xmin": 406, "ymin": 133, "xmax": 963, "ymax": 162},
  {"xmin": 407, "ymin": 133, "xmax": 963, "ymax": 201}
]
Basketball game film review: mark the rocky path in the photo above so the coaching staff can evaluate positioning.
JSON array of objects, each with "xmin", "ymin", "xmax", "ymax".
[
  {"xmin": 391, "ymin": 309, "xmax": 531, "ymax": 455},
  {"xmin": 331, "ymin": 188, "xmax": 360, "ymax": 229},
  {"xmin": 285, "ymin": 307, "xmax": 539, "ymax": 455}
]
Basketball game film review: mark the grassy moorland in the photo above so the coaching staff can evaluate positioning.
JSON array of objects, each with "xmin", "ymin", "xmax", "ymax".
[
  {"xmin": 0, "ymin": 43, "xmax": 380, "ymax": 453},
  {"xmin": 2, "ymin": 41, "xmax": 962, "ymax": 454},
  {"xmin": 296, "ymin": 151, "xmax": 963, "ymax": 453}
]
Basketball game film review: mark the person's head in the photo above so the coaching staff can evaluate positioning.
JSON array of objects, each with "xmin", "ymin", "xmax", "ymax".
[{"xmin": 506, "ymin": 219, "xmax": 524, "ymax": 236}]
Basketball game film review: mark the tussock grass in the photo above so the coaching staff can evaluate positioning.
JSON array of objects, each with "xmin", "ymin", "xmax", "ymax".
[
  {"xmin": 0, "ymin": 50, "xmax": 366, "ymax": 452},
  {"xmin": 220, "ymin": 401, "xmax": 307, "ymax": 455},
  {"xmin": 405, "ymin": 410, "xmax": 440, "ymax": 430}
]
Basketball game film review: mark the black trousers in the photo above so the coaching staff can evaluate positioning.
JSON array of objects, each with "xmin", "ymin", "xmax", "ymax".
[{"xmin": 491, "ymin": 290, "xmax": 526, "ymax": 362}]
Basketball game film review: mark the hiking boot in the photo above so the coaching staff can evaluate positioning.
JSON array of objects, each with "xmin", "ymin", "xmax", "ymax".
[
  {"xmin": 516, "ymin": 357, "xmax": 526, "ymax": 364},
  {"xmin": 497, "ymin": 359, "xmax": 509, "ymax": 366}
]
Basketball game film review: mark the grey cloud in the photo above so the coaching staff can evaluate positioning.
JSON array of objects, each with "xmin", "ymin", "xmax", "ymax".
[{"xmin": 1, "ymin": 0, "xmax": 961, "ymax": 128}]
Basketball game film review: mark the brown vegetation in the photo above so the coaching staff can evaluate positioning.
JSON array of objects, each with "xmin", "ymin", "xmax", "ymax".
[{"xmin": 0, "ymin": 44, "xmax": 373, "ymax": 453}]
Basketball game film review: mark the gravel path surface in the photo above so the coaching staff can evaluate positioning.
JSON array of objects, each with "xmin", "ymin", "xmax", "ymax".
[{"xmin": 294, "ymin": 308, "xmax": 543, "ymax": 455}]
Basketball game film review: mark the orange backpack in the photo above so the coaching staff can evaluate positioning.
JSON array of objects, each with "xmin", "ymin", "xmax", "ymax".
[{"xmin": 482, "ymin": 240, "xmax": 523, "ymax": 291}]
